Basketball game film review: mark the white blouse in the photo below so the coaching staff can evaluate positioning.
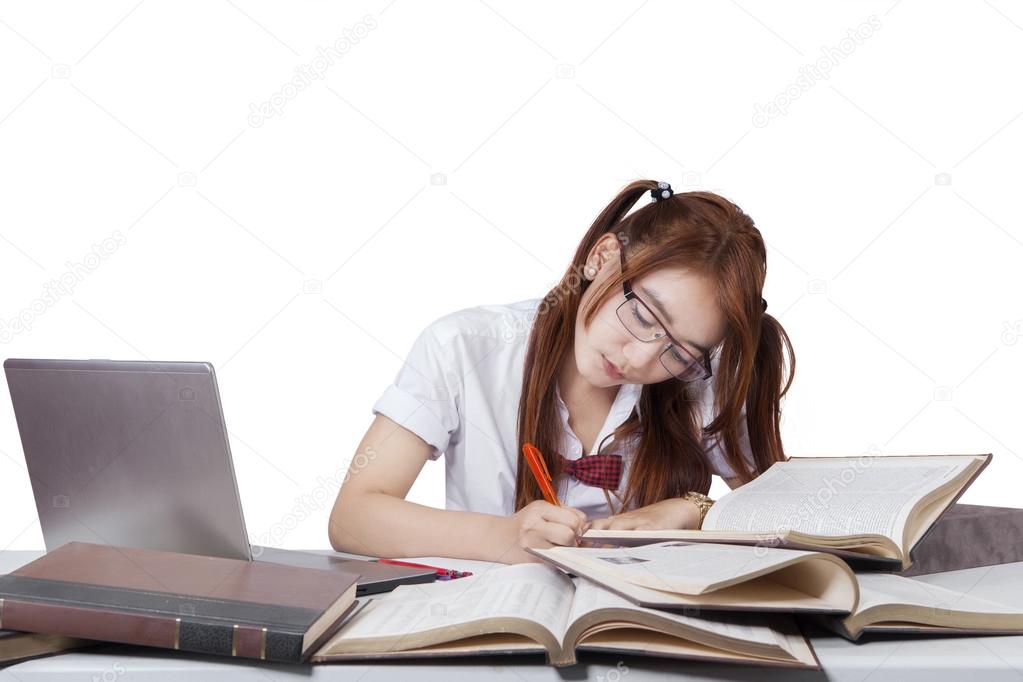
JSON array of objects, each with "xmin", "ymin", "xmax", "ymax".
[{"xmin": 371, "ymin": 298, "xmax": 754, "ymax": 520}]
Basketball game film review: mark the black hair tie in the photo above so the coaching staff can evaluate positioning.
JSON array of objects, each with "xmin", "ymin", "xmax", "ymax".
[
  {"xmin": 650, "ymin": 181, "xmax": 673, "ymax": 202},
  {"xmin": 762, "ymin": 298, "xmax": 768, "ymax": 312}
]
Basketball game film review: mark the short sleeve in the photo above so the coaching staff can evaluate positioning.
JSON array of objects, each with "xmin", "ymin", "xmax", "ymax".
[
  {"xmin": 702, "ymin": 404, "xmax": 756, "ymax": 479},
  {"xmin": 371, "ymin": 321, "xmax": 462, "ymax": 460}
]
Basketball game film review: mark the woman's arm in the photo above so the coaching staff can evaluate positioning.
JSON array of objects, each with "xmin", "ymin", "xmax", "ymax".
[
  {"xmin": 587, "ymin": 473, "xmax": 750, "ymax": 532},
  {"xmin": 586, "ymin": 497, "xmax": 701, "ymax": 531},
  {"xmin": 328, "ymin": 415, "xmax": 587, "ymax": 563}
]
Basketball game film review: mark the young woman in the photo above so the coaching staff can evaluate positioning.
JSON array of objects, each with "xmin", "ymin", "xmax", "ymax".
[{"xmin": 328, "ymin": 179, "xmax": 795, "ymax": 564}]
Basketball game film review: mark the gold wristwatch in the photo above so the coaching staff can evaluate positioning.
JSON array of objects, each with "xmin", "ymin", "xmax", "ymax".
[{"xmin": 682, "ymin": 491, "xmax": 714, "ymax": 529}]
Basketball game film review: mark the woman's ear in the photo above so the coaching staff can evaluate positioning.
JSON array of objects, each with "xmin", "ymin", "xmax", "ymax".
[{"xmin": 587, "ymin": 233, "xmax": 621, "ymax": 277}]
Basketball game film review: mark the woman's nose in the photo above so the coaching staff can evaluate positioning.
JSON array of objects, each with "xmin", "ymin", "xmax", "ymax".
[{"xmin": 623, "ymin": 338, "xmax": 664, "ymax": 370}]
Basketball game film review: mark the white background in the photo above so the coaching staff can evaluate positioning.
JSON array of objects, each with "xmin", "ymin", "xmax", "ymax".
[{"xmin": 1, "ymin": 1, "xmax": 1021, "ymax": 552}]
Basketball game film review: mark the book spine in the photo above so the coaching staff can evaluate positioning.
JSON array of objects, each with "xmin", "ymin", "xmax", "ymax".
[{"xmin": 0, "ymin": 598, "xmax": 303, "ymax": 663}]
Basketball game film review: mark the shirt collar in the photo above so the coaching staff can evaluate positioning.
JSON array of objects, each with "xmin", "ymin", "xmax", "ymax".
[{"xmin": 617, "ymin": 381, "xmax": 643, "ymax": 420}]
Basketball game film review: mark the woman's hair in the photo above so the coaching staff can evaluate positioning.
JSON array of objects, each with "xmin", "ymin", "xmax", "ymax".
[{"xmin": 514, "ymin": 179, "xmax": 796, "ymax": 511}]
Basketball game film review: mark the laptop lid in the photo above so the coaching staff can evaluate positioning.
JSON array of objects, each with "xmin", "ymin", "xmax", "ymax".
[{"xmin": 4, "ymin": 358, "xmax": 253, "ymax": 560}]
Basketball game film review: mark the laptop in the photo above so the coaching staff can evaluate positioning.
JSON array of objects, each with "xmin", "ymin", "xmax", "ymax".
[{"xmin": 3, "ymin": 358, "xmax": 436, "ymax": 596}]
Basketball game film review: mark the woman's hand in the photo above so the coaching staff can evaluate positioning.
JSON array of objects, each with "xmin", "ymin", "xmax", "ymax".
[
  {"xmin": 587, "ymin": 497, "xmax": 699, "ymax": 532},
  {"xmin": 496, "ymin": 500, "xmax": 591, "ymax": 564}
]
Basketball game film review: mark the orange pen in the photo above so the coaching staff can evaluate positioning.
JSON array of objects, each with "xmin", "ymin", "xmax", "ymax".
[{"xmin": 522, "ymin": 442, "xmax": 561, "ymax": 506}]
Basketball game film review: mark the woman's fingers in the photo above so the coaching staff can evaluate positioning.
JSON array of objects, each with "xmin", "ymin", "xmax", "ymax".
[
  {"xmin": 535, "ymin": 520, "xmax": 579, "ymax": 547},
  {"xmin": 538, "ymin": 504, "xmax": 589, "ymax": 534}
]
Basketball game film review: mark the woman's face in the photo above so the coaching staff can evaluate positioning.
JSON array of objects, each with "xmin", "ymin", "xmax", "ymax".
[{"xmin": 573, "ymin": 235, "xmax": 727, "ymax": 388}]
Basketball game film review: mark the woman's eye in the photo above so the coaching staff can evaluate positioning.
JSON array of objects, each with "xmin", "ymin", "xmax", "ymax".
[{"xmin": 631, "ymin": 304, "xmax": 654, "ymax": 328}]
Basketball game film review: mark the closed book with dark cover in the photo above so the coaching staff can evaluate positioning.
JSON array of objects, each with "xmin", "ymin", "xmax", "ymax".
[
  {"xmin": 900, "ymin": 503, "xmax": 1023, "ymax": 576},
  {"xmin": 0, "ymin": 542, "xmax": 359, "ymax": 664},
  {"xmin": 1, "ymin": 628, "xmax": 94, "ymax": 667}
]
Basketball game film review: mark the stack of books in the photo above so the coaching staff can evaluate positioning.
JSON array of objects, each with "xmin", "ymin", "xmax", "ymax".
[
  {"xmin": 3, "ymin": 452, "xmax": 1023, "ymax": 670},
  {"xmin": 313, "ymin": 453, "xmax": 1023, "ymax": 668},
  {"xmin": 0, "ymin": 540, "xmax": 363, "ymax": 666}
]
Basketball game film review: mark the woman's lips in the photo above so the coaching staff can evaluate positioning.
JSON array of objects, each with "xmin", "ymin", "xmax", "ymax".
[{"xmin": 602, "ymin": 355, "xmax": 625, "ymax": 380}]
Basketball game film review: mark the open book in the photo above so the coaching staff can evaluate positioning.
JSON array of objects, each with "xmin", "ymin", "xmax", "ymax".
[
  {"xmin": 818, "ymin": 572, "xmax": 1023, "ymax": 641},
  {"xmin": 312, "ymin": 563, "xmax": 820, "ymax": 669},
  {"xmin": 583, "ymin": 453, "xmax": 992, "ymax": 569},
  {"xmin": 529, "ymin": 541, "xmax": 1023, "ymax": 641},
  {"xmin": 527, "ymin": 541, "xmax": 858, "ymax": 613}
]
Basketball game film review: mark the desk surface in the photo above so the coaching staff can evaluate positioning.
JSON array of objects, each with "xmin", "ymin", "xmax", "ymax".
[{"xmin": 3, "ymin": 549, "xmax": 1023, "ymax": 681}]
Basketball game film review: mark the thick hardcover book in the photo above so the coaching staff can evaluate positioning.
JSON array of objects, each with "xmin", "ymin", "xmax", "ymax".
[
  {"xmin": 314, "ymin": 563, "xmax": 821, "ymax": 669},
  {"xmin": 815, "ymin": 572, "xmax": 1023, "ymax": 640},
  {"xmin": 526, "ymin": 541, "xmax": 1023, "ymax": 642},
  {"xmin": 0, "ymin": 629, "xmax": 93, "ymax": 667},
  {"xmin": 899, "ymin": 503, "xmax": 1023, "ymax": 576},
  {"xmin": 0, "ymin": 541, "xmax": 359, "ymax": 664},
  {"xmin": 527, "ymin": 541, "xmax": 859, "ymax": 614},
  {"xmin": 584, "ymin": 453, "xmax": 992, "ymax": 570}
]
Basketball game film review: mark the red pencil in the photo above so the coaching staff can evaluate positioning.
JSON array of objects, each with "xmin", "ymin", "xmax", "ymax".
[{"xmin": 378, "ymin": 559, "xmax": 472, "ymax": 579}]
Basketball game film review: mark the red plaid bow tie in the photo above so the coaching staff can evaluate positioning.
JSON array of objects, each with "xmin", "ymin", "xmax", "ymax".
[{"xmin": 559, "ymin": 453, "xmax": 623, "ymax": 490}]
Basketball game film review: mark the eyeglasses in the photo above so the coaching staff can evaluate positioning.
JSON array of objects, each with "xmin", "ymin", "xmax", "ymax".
[{"xmin": 613, "ymin": 239, "xmax": 714, "ymax": 382}]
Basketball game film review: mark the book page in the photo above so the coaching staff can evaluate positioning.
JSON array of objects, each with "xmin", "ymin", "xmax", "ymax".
[
  {"xmin": 567, "ymin": 577, "xmax": 784, "ymax": 649},
  {"xmin": 855, "ymin": 573, "xmax": 1023, "ymax": 616},
  {"xmin": 704, "ymin": 456, "xmax": 974, "ymax": 545},
  {"xmin": 543, "ymin": 541, "xmax": 818, "ymax": 595},
  {"xmin": 332, "ymin": 563, "xmax": 577, "ymax": 644}
]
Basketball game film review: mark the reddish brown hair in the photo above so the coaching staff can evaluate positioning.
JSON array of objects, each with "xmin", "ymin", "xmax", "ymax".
[{"xmin": 514, "ymin": 180, "xmax": 795, "ymax": 511}]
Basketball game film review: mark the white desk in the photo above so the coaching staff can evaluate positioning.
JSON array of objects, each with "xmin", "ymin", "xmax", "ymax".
[{"xmin": 3, "ymin": 550, "xmax": 1023, "ymax": 681}]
